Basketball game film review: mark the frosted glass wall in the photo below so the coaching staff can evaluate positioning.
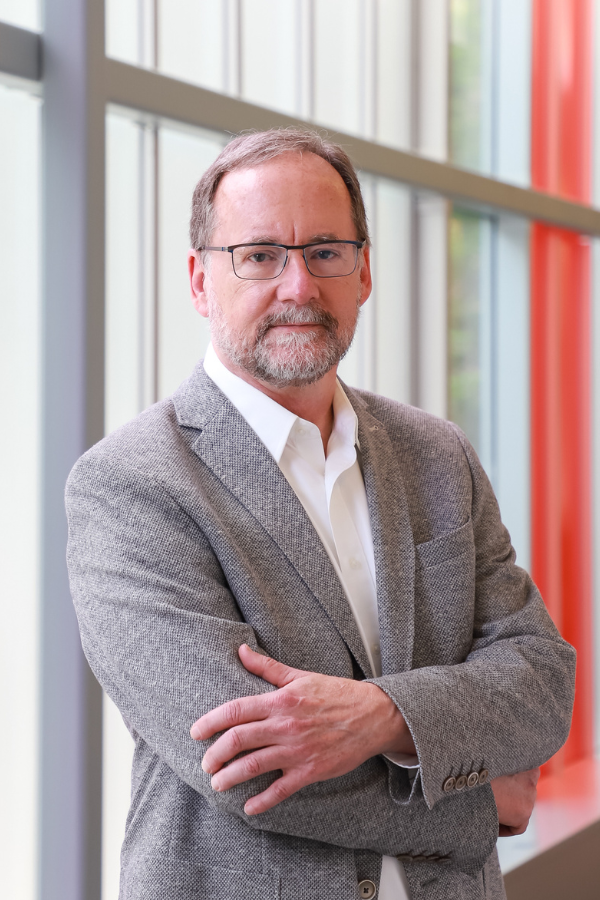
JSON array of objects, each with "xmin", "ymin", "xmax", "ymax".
[
  {"xmin": 109, "ymin": 0, "xmax": 414, "ymax": 148},
  {"xmin": 0, "ymin": 84, "xmax": 42, "ymax": 900}
]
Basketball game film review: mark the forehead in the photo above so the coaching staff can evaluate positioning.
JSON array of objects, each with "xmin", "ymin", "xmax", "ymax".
[{"xmin": 212, "ymin": 152, "xmax": 355, "ymax": 241}]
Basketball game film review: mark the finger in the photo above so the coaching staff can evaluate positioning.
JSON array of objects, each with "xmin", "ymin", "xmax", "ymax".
[
  {"xmin": 190, "ymin": 693, "xmax": 273, "ymax": 741},
  {"xmin": 202, "ymin": 720, "xmax": 287, "ymax": 773},
  {"xmin": 238, "ymin": 644, "xmax": 306, "ymax": 687},
  {"xmin": 244, "ymin": 771, "xmax": 306, "ymax": 816},
  {"xmin": 210, "ymin": 746, "xmax": 285, "ymax": 792}
]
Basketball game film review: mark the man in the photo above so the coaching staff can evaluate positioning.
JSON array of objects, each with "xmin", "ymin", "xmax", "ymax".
[{"xmin": 66, "ymin": 129, "xmax": 575, "ymax": 900}]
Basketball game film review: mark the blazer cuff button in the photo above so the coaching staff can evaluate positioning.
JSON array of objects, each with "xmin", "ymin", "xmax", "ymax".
[
  {"xmin": 467, "ymin": 771, "xmax": 479, "ymax": 788},
  {"xmin": 478, "ymin": 769, "xmax": 489, "ymax": 785},
  {"xmin": 455, "ymin": 774, "xmax": 467, "ymax": 791},
  {"xmin": 442, "ymin": 776, "xmax": 456, "ymax": 792}
]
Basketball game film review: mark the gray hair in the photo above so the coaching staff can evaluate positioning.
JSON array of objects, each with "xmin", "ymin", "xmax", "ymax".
[{"xmin": 189, "ymin": 128, "xmax": 370, "ymax": 251}]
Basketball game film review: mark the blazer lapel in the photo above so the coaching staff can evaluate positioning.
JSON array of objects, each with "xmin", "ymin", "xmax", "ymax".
[
  {"xmin": 350, "ymin": 392, "xmax": 416, "ymax": 676},
  {"xmin": 173, "ymin": 365, "xmax": 374, "ymax": 677}
]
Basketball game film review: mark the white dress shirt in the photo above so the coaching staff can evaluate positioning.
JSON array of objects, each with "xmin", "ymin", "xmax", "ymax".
[{"xmin": 204, "ymin": 343, "xmax": 412, "ymax": 900}]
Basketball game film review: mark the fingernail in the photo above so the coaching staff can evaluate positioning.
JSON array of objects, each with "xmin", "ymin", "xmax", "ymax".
[
  {"xmin": 211, "ymin": 777, "xmax": 221, "ymax": 791},
  {"xmin": 244, "ymin": 801, "xmax": 255, "ymax": 815},
  {"xmin": 190, "ymin": 725, "xmax": 201, "ymax": 740}
]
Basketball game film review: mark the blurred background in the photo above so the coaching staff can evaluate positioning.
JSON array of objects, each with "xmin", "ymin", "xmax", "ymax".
[{"xmin": 1, "ymin": 1, "xmax": 599, "ymax": 898}]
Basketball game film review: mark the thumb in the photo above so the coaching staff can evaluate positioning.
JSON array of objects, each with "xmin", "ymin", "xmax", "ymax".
[{"xmin": 238, "ymin": 643, "xmax": 308, "ymax": 687}]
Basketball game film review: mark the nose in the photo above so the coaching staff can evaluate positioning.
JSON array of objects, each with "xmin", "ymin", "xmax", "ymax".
[{"xmin": 275, "ymin": 248, "xmax": 319, "ymax": 304}]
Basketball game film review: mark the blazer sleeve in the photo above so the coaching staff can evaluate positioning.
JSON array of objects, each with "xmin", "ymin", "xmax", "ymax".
[
  {"xmin": 369, "ymin": 424, "xmax": 577, "ymax": 810},
  {"xmin": 65, "ymin": 449, "xmax": 498, "ymax": 876}
]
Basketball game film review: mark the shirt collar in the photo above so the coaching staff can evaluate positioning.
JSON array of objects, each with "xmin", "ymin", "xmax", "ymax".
[{"xmin": 203, "ymin": 342, "xmax": 359, "ymax": 461}]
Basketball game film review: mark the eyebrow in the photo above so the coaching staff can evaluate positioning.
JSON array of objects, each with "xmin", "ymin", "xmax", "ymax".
[{"xmin": 239, "ymin": 233, "xmax": 344, "ymax": 245}]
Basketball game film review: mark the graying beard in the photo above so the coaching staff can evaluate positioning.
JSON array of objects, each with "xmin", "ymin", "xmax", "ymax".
[{"xmin": 208, "ymin": 295, "xmax": 359, "ymax": 388}]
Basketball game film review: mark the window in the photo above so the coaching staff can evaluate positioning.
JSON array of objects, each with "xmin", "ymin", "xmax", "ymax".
[{"xmin": 2, "ymin": 3, "xmax": 600, "ymax": 896}]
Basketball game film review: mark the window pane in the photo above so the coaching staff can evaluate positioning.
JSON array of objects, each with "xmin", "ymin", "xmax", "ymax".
[
  {"xmin": 376, "ymin": 0, "xmax": 413, "ymax": 150},
  {"xmin": 448, "ymin": 210, "xmax": 492, "ymax": 463},
  {"xmin": 449, "ymin": 0, "xmax": 493, "ymax": 173},
  {"xmin": 449, "ymin": 207, "xmax": 531, "ymax": 570},
  {"xmin": 106, "ymin": 0, "xmax": 140, "ymax": 64},
  {"xmin": 105, "ymin": 114, "xmax": 144, "ymax": 434},
  {"xmin": 240, "ymin": 0, "xmax": 296, "ymax": 115},
  {"xmin": 0, "ymin": 0, "xmax": 40, "ymax": 30},
  {"xmin": 313, "ymin": 0, "xmax": 362, "ymax": 135},
  {"xmin": 338, "ymin": 174, "xmax": 412, "ymax": 403},
  {"xmin": 372, "ymin": 178, "xmax": 412, "ymax": 403},
  {"xmin": 159, "ymin": 0, "xmax": 226, "ymax": 91},
  {"xmin": 495, "ymin": 216, "xmax": 530, "ymax": 571},
  {"xmin": 495, "ymin": 0, "xmax": 531, "ymax": 186},
  {"xmin": 0, "ymin": 84, "xmax": 42, "ymax": 900},
  {"xmin": 158, "ymin": 126, "xmax": 224, "ymax": 399}
]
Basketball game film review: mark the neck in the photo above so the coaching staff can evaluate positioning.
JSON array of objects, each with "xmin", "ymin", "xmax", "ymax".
[{"xmin": 213, "ymin": 344, "xmax": 337, "ymax": 450}]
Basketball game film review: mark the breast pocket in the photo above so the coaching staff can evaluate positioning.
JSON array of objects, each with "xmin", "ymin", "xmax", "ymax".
[{"xmin": 412, "ymin": 519, "xmax": 476, "ymax": 667}]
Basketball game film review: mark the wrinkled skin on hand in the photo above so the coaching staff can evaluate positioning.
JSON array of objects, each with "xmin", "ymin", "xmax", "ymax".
[{"xmin": 190, "ymin": 644, "xmax": 415, "ymax": 815}]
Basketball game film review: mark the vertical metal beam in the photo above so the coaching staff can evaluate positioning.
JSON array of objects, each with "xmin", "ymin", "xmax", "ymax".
[{"xmin": 40, "ymin": 0, "xmax": 106, "ymax": 898}]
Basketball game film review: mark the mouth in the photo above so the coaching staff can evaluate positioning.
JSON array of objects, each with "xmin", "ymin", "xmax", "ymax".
[{"xmin": 268, "ymin": 322, "xmax": 324, "ymax": 332}]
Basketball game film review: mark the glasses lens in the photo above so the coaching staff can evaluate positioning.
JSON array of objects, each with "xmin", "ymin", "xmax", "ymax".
[
  {"xmin": 304, "ymin": 242, "xmax": 358, "ymax": 277},
  {"xmin": 232, "ymin": 245, "xmax": 287, "ymax": 280}
]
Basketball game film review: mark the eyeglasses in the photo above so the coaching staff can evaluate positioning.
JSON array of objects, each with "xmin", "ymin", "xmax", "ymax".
[{"xmin": 198, "ymin": 240, "xmax": 365, "ymax": 280}]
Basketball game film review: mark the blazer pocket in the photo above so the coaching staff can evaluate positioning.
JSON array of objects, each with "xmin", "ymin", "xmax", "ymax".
[
  {"xmin": 124, "ymin": 857, "xmax": 280, "ymax": 900},
  {"xmin": 415, "ymin": 518, "xmax": 474, "ymax": 569}
]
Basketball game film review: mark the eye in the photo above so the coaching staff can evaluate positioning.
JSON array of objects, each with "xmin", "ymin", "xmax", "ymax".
[
  {"xmin": 307, "ymin": 245, "xmax": 340, "ymax": 261},
  {"xmin": 250, "ymin": 251, "xmax": 274, "ymax": 263},
  {"xmin": 243, "ymin": 247, "xmax": 279, "ymax": 264}
]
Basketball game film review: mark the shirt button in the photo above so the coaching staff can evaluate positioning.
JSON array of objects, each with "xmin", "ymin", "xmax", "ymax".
[
  {"xmin": 358, "ymin": 880, "xmax": 376, "ymax": 899},
  {"xmin": 349, "ymin": 556, "xmax": 361, "ymax": 569}
]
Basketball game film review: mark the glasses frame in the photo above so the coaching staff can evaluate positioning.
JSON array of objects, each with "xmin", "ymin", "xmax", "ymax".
[{"xmin": 198, "ymin": 240, "xmax": 365, "ymax": 280}]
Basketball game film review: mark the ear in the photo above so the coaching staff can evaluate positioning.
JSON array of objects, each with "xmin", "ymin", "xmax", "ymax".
[
  {"xmin": 358, "ymin": 246, "xmax": 372, "ymax": 307},
  {"xmin": 188, "ymin": 250, "xmax": 210, "ymax": 318}
]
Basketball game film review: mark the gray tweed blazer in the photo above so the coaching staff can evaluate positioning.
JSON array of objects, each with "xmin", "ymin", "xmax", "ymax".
[{"xmin": 65, "ymin": 363, "xmax": 575, "ymax": 900}]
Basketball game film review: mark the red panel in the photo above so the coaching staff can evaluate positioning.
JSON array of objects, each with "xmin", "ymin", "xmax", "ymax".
[{"xmin": 531, "ymin": 0, "xmax": 594, "ymax": 769}]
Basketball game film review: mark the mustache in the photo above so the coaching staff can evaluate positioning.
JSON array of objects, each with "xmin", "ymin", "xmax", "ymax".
[{"xmin": 256, "ymin": 304, "xmax": 339, "ymax": 341}]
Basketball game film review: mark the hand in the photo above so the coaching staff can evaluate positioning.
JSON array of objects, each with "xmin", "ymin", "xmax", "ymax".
[
  {"xmin": 190, "ymin": 644, "xmax": 415, "ymax": 815},
  {"xmin": 491, "ymin": 768, "xmax": 540, "ymax": 836}
]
